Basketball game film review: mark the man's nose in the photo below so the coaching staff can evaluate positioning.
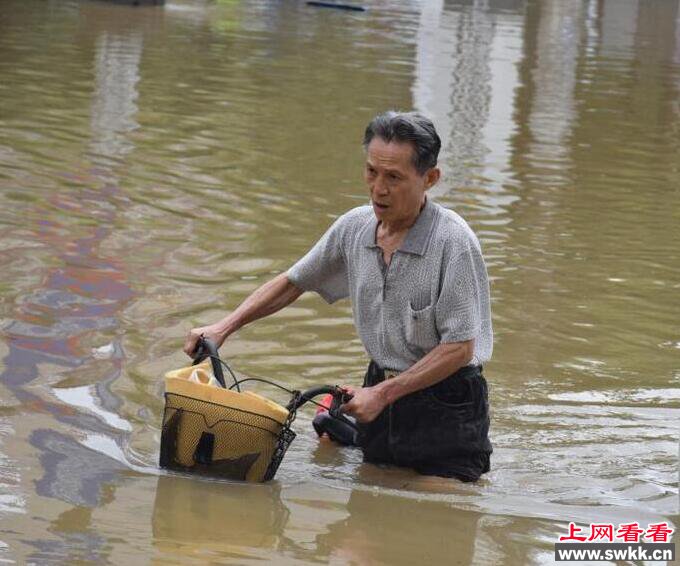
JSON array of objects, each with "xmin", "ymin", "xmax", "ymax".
[{"xmin": 374, "ymin": 175, "xmax": 389, "ymax": 195}]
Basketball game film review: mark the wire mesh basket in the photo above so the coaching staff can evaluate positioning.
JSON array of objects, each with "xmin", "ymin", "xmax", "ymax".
[
  {"xmin": 159, "ymin": 360, "xmax": 296, "ymax": 482},
  {"xmin": 159, "ymin": 338, "xmax": 354, "ymax": 482}
]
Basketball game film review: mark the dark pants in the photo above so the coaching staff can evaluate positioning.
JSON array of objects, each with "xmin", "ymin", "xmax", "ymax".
[{"xmin": 357, "ymin": 361, "xmax": 492, "ymax": 482}]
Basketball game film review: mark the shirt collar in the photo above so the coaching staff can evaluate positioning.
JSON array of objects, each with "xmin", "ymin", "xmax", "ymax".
[{"xmin": 360, "ymin": 198, "xmax": 437, "ymax": 256}]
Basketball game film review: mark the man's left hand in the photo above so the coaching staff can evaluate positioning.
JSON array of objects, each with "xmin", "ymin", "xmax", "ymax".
[{"xmin": 339, "ymin": 386, "xmax": 387, "ymax": 423}]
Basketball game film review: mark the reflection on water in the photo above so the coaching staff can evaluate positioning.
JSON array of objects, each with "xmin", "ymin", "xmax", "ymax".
[
  {"xmin": 152, "ymin": 475, "xmax": 290, "ymax": 560},
  {"xmin": 315, "ymin": 487, "xmax": 481, "ymax": 565},
  {"xmin": 90, "ymin": 30, "xmax": 142, "ymax": 163},
  {"xmin": 0, "ymin": 0, "xmax": 678, "ymax": 563},
  {"xmin": 527, "ymin": 0, "xmax": 583, "ymax": 165}
]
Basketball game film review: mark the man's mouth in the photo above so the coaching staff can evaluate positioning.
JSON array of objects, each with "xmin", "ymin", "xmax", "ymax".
[{"xmin": 373, "ymin": 202, "xmax": 389, "ymax": 210}]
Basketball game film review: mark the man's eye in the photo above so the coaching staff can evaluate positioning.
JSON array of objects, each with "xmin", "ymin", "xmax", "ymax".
[{"xmin": 388, "ymin": 173, "xmax": 400, "ymax": 181}]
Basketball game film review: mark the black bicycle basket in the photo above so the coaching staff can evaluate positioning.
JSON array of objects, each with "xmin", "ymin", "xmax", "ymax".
[{"xmin": 159, "ymin": 338, "xmax": 349, "ymax": 482}]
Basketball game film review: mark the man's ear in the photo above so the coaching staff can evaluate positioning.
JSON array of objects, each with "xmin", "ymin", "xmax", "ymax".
[{"xmin": 425, "ymin": 167, "xmax": 441, "ymax": 189}]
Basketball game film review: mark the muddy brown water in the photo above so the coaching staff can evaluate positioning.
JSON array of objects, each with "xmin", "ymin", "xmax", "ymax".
[{"xmin": 0, "ymin": 0, "xmax": 678, "ymax": 563}]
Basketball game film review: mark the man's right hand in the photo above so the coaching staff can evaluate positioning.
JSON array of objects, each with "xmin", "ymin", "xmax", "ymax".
[{"xmin": 183, "ymin": 324, "xmax": 227, "ymax": 358}]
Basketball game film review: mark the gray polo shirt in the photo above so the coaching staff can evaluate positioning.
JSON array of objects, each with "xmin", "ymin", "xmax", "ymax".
[{"xmin": 287, "ymin": 198, "xmax": 492, "ymax": 372}]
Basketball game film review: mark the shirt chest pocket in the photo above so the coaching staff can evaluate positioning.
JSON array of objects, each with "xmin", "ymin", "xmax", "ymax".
[{"xmin": 405, "ymin": 302, "xmax": 440, "ymax": 352}]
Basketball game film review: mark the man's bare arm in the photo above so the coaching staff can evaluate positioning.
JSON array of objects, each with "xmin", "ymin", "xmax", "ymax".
[
  {"xmin": 341, "ymin": 339, "xmax": 474, "ymax": 423},
  {"xmin": 183, "ymin": 273, "xmax": 304, "ymax": 356}
]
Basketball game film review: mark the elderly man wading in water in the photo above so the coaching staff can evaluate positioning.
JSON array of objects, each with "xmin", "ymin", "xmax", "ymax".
[{"xmin": 184, "ymin": 111, "xmax": 493, "ymax": 482}]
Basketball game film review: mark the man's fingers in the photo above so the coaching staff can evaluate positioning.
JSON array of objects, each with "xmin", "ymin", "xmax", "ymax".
[
  {"xmin": 182, "ymin": 340, "xmax": 193, "ymax": 357},
  {"xmin": 183, "ymin": 336, "xmax": 193, "ymax": 356},
  {"xmin": 183, "ymin": 331, "xmax": 201, "ymax": 357},
  {"xmin": 338, "ymin": 386, "xmax": 354, "ymax": 398},
  {"xmin": 338, "ymin": 397, "xmax": 355, "ymax": 415}
]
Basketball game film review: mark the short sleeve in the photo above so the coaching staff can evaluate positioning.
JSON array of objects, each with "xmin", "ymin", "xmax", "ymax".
[
  {"xmin": 435, "ymin": 245, "xmax": 488, "ymax": 344},
  {"xmin": 287, "ymin": 216, "xmax": 349, "ymax": 304}
]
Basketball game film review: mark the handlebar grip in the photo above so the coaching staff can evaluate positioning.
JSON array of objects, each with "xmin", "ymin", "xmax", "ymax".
[{"xmin": 192, "ymin": 336, "xmax": 226, "ymax": 388}]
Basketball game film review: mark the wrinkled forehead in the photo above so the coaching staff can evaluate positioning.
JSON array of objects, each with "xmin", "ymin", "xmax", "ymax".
[{"xmin": 365, "ymin": 138, "xmax": 418, "ymax": 172}]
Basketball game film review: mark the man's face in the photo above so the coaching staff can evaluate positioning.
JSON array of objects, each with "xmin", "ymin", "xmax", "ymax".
[{"xmin": 364, "ymin": 138, "xmax": 438, "ymax": 225}]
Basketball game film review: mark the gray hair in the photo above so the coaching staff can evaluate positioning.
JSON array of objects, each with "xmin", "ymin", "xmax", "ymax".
[{"xmin": 363, "ymin": 111, "xmax": 441, "ymax": 175}]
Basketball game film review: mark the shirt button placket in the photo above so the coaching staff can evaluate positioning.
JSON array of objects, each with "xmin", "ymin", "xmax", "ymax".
[
  {"xmin": 382, "ymin": 254, "xmax": 396, "ymax": 362},
  {"xmin": 379, "ymin": 250, "xmax": 392, "ymax": 360},
  {"xmin": 382, "ymin": 253, "xmax": 395, "ymax": 301}
]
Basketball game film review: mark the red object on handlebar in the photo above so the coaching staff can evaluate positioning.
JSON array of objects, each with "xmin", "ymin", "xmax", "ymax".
[{"xmin": 315, "ymin": 394, "xmax": 334, "ymax": 415}]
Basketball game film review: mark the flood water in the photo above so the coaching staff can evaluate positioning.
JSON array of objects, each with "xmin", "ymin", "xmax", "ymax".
[{"xmin": 1, "ymin": 0, "xmax": 679, "ymax": 563}]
